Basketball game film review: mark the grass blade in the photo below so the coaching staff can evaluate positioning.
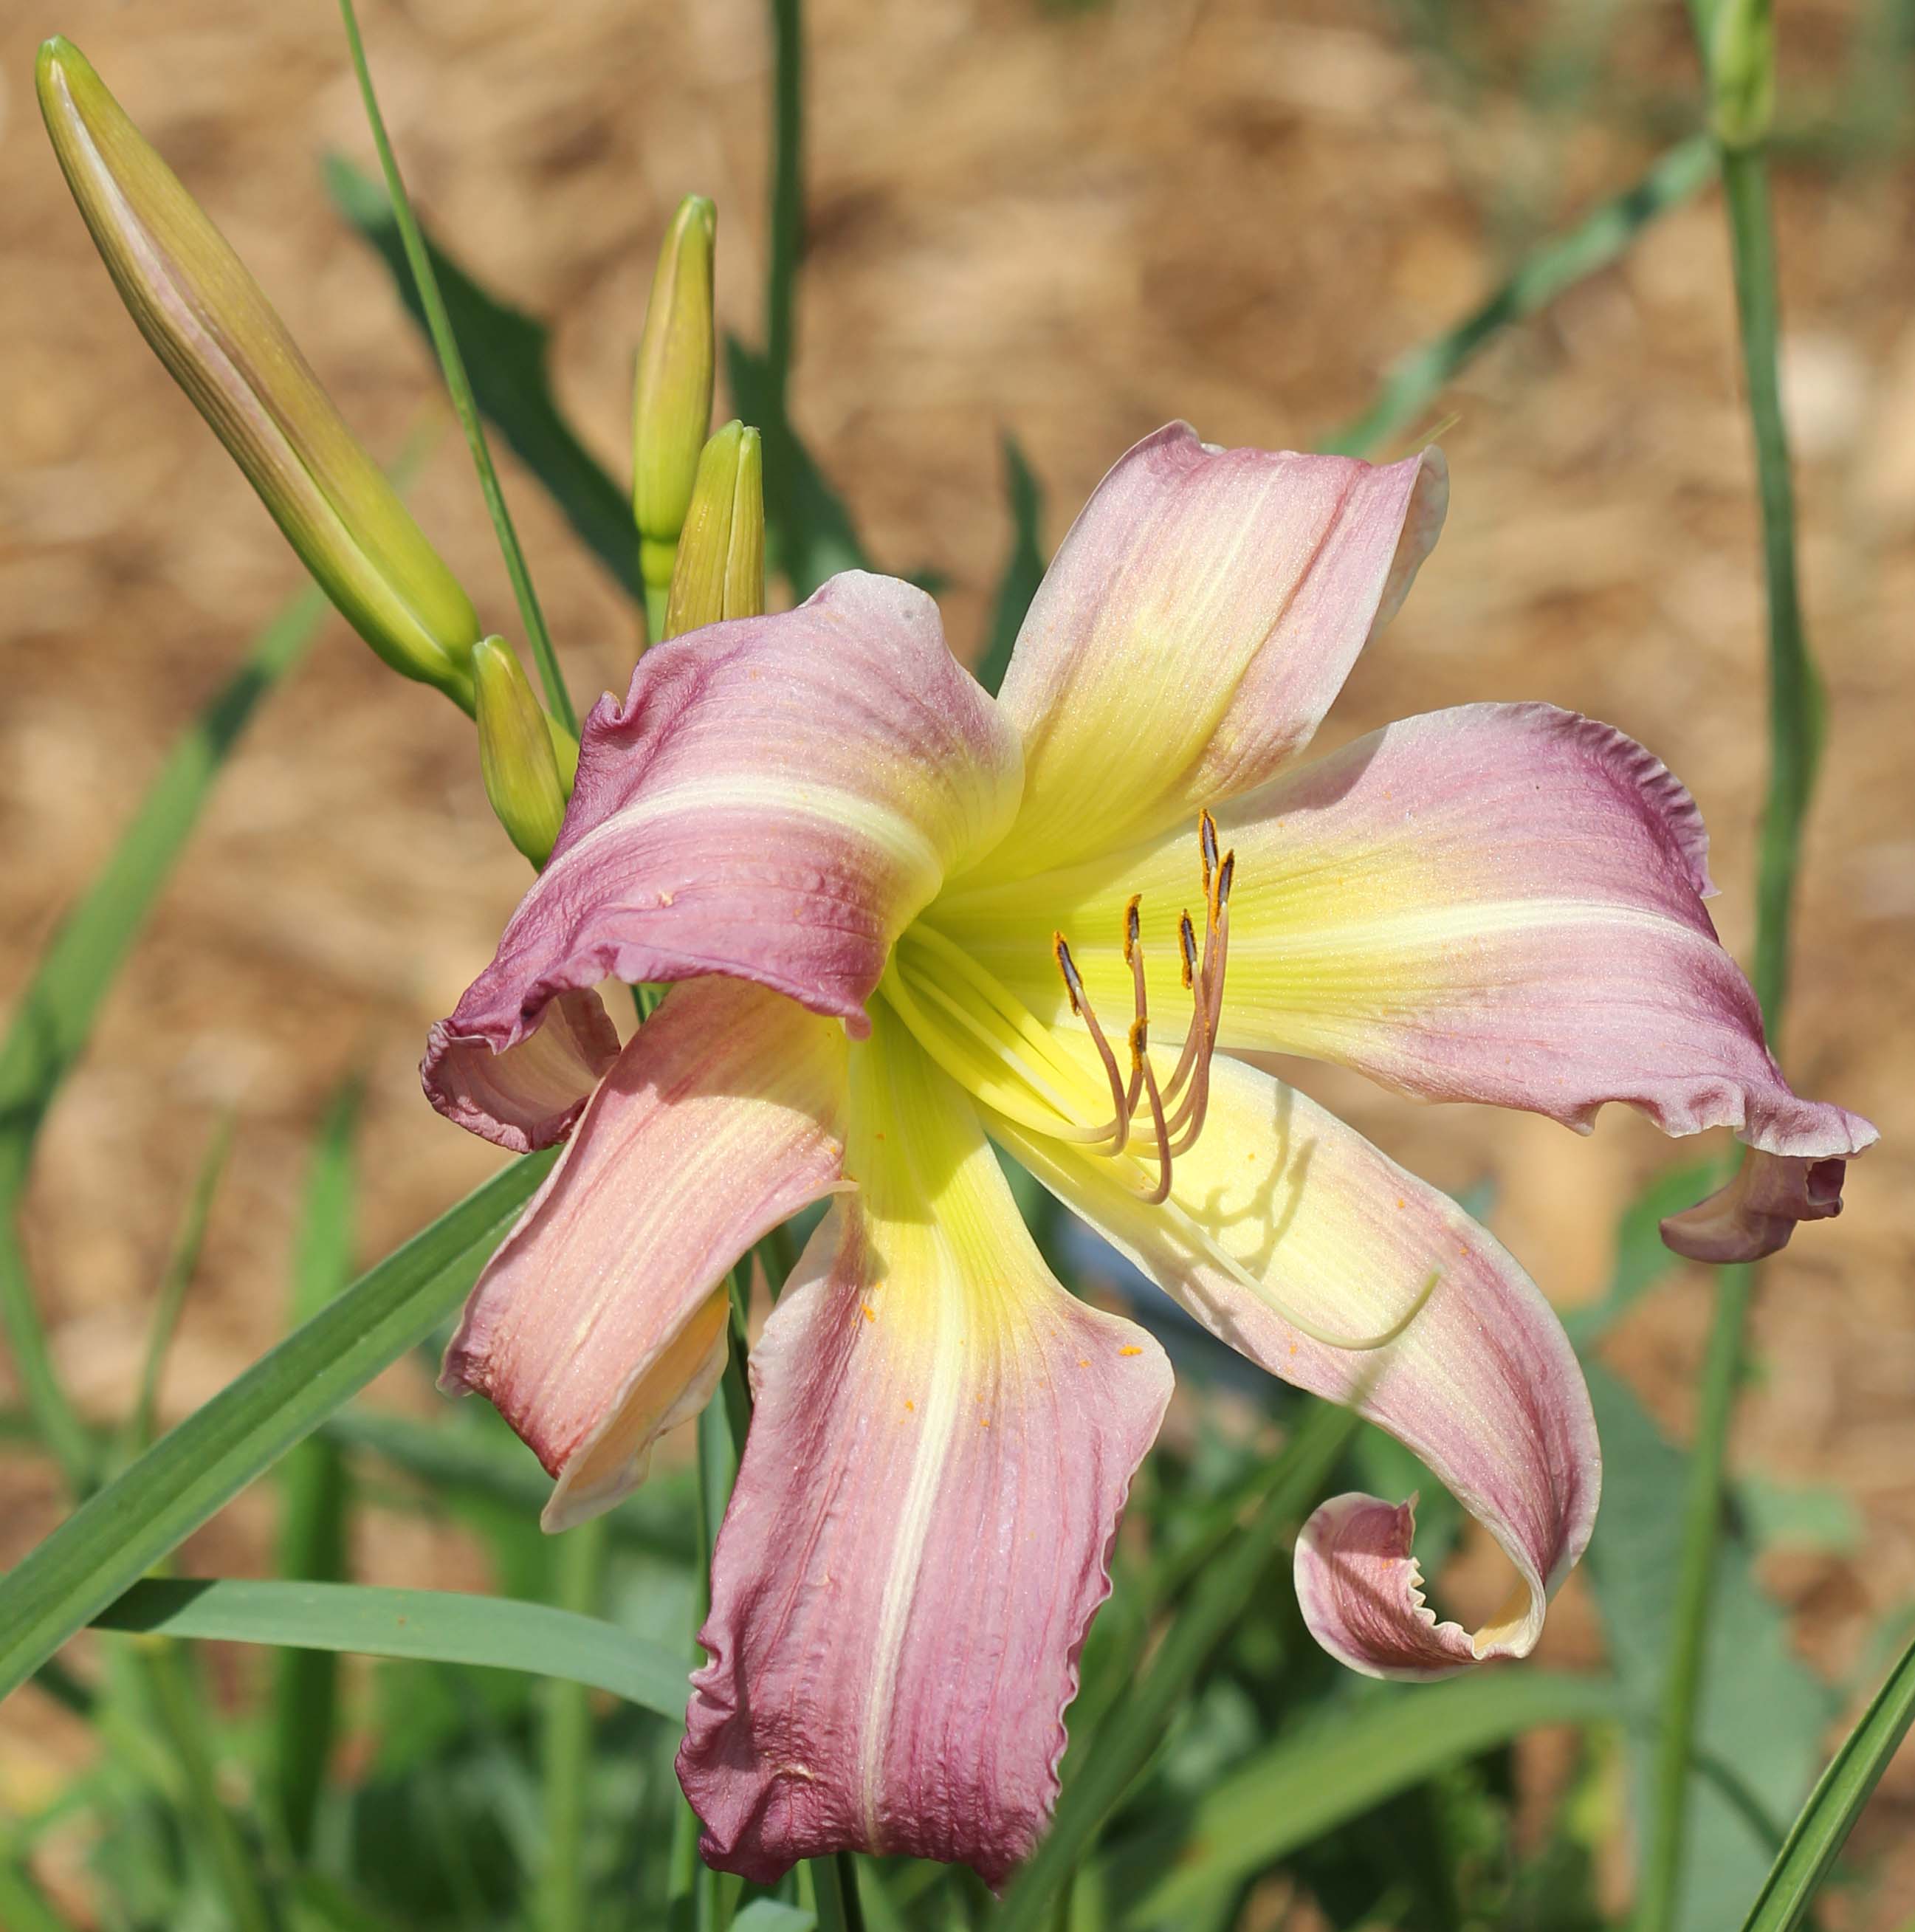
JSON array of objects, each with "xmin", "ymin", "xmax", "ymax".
[
  {"xmin": 975, "ymin": 434, "xmax": 1045, "ymax": 697},
  {"xmin": 994, "ymin": 1398, "xmax": 1359, "ymax": 1932},
  {"xmin": 142, "ymin": 1636, "xmax": 273, "ymax": 1932},
  {"xmin": 92, "ymin": 1577, "xmax": 687, "ymax": 1719},
  {"xmin": 0, "ymin": 1150, "xmax": 553, "ymax": 1701},
  {"xmin": 272, "ymin": 1079, "xmax": 363, "ymax": 1857},
  {"xmin": 333, "ymin": 0, "xmax": 577, "ymax": 732},
  {"xmin": 0, "ymin": 583, "xmax": 329, "ymax": 1492},
  {"xmin": 1322, "ymin": 135, "xmax": 1716, "ymax": 458},
  {"xmin": 1101, "ymin": 1671, "xmax": 1617, "ymax": 1926},
  {"xmin": 128, "ymin": 1115, "xmax": 235, "ymax": 1454},
  {"xmin": 1740, "ymin": 1632, "xmax": 1915, "ymax": 1931}
]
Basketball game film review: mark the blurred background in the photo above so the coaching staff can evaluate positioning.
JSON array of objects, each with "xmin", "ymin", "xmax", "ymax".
[{"xmin": 1, "ymin": 0, "xmax": 1913, "ymax": 1924}]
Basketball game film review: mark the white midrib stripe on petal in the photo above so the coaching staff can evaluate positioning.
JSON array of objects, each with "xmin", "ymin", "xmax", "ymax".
[
  {"xmin": 858, "ymin": 1222, "xmax": 965, "ymax": 1854},
  {"xmin": 557, "ymin": 772, "xmax": 947, "ymax": 894}
]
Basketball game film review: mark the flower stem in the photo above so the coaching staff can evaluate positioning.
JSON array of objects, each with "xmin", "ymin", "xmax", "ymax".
[
  {"xmin": 334, "ymin": 0, "xmax": 577, "ymax": 735},
  {"xmin": 1635, "ymin": 134, "xmax": 1819, "ymax": 1932},
  {"xmin": 538, "ymin": 1513, "xmax": 608, "ymax": 1932}
]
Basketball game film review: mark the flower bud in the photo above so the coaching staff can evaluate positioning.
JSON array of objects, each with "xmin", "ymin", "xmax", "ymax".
[
  {"xmin": 1708, "ymin": 0, "xmax": 1775, "ymax": 149},
  {"xmin": 662, "ymin": 422, "xmax": 765, "ymax": 640},
  {"xmin": 472, "ymin": 638, "xmax": 567, "ymax": 867},
  {"xmin": 631, "ymin": 195, "xmax": 717, "ymax": 629},
  {"xmin": 37, "ymin": 37, "xmax": 480, "ymax": 708}
]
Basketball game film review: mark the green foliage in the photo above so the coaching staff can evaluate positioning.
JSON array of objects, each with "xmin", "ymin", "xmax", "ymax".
[
  {"xmin": 94, "ymin": 1578, "xmax": 687, "ymax": 1715},
  {"xmin": 1739, "ymin": 1632, "xmax": 1915, "ymax": 1931},
  {"xmin": 326, "ymin": 154, "xmax": 639, "ymax": 604},
  {"xmin": 0, "ymin": 1152, "xmax": 552, "ymax": 1702},
  {"xmin": 5, "ymin": 0, "xmax": 1898, "ymax": 1928},
  {"xmin": 1584, "ymin": 1364, "xmax": 1823, "ymax": 1931}
]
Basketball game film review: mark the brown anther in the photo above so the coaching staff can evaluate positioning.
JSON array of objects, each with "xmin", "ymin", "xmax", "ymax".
[
  {"xmin": 1199, "ymin": 808, "xmax": 1219, "ymax": 895},
  {"xmin": 1055, "ymin": 928, "xmax": 1132, "ymax": 1155},
  {"xmin": 1178, "ymin": 911, "xmax": 1197, "ymax": 991},
  {"xmin": 1051, "ymin": 932, "xmax": 1084, "ymax": 1017},
  {"xmin": 1122, "ymin": 893, "xmax": 1142, "ymax": 965},
  {"xmin": 1127, "ymin": 1014, "xmax": 1148, "ymax": 1071},
  {"xmin": 1216, "ymin": 849, "xmax": 1236, "ymax": 910}
]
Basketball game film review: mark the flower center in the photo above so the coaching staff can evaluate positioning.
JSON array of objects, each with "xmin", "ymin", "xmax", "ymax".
[{"xmin": 880, "ymin": 811, "xmax": 1232, "ymax": 1205}]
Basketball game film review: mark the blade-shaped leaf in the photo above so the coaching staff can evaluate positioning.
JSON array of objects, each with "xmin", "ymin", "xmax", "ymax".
[
  {"xmin": 0, "ymin": 1151, "xmax": 553, "ymax": 1701},
  {"xmin": 1584, "ymin": 1364, "xmax": 1827, "ymax": 1932},
  {"xmin": 0, "ymin": 584, "xmax": 329, "ymax": 1490},
  {"xmin": 92, "ymin": 1578, "xmax": 687, "ymax": 1720},
  {"xmin": 324, "ymin": 154, "xmax": 639, "ymax": 605},
  {"xmin": 975, "ymin": 433, "xmax": 1045, "ymax": 698},
  {"xmin": 1739, "ymin": 1631, "xmax": 1915, "ymax": 1931},
  {"xmin": 1563, "ymin": 1161, "xmax": 1718, "ymax": 1350},
  {"xmin": 273, "ymin": 1078, "xmax": 365, "ymax": 1856},
  {"xmin": 726, "ymin": 335, "xmax": 869, "ymax": 598},
  {"xmin": 1101, "ymin": 1672, "xmax": 1616, "ymax": 1926}
]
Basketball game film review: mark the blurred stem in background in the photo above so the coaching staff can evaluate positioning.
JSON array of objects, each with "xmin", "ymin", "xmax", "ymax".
[
  {"xmin": 540, "ymin": 1515, "xmax": 609, "ymax": 1932},
  {"xmin": 1637, "ymin": 3, "xmax": 1821, "ymax": 1927}
]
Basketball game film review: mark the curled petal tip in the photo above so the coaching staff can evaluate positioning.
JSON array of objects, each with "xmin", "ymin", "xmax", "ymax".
[
  {"xmin": 1294, "ymin": 1491, "xmax": 1540, "ymax": 1682},
  {"xmin": 1660, "ymin": 1148, "xmax": 1856, "ymax": 1264}
]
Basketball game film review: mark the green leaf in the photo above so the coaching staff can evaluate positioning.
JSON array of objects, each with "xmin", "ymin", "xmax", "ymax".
[
  {"xmin": 976, "ymin": 434, "xmax": 1045, "ymax": 697},
  {"xmin": 1583, "ymin": 1364, "xmax": 1825, "ymax": 1932},
  {"xmin": 273, "ymin": 1078, "xmax": 365, "ymax": 1857},
  {"xmin": 994, "ymin": 1396, "xmax": 1359, "ymax": 1932},
  {"xmin": 1735, "ymin": 1475, "xmax": 1863, "ymax": 1556},
  {"xmin": 1099, "ymin": 1672, "xmax": 1616, "ymax": 1926},
  {"xmin": 92, "ymin": 1577, "xmax": 687, "ymax": 1719},
  {"xmin": 0, "ymin": 583, "xmax": 329, "ymax": 1491},
  {"xmin": 726, "ymin": 336, "xmax": 870, "ymax": 598},
  {"xmin": 128, "ymin": 1115, "xmax": 236, "ymax": 1454},
  {"xmin": 1321, "ymin": 136, "xmax": 1718, "ymax": 459},
  {"xmin": 325, "ymin": 154, "xmax": 639, "ymax": 605},
  {"xmin": 333, "ymin": 0, "xmax": 574, "ymax": 731},
  {"xmin": 1562, "ymin": 1161, "xmax": 1717, "ymax": 1350},
  {"xmin": 1740, "ymin": 1631, "xmax": 1915, "ymax": 1931},
  {"xmin": 733, "ymin": 1904, "xmax": 817, "ymax": 1932},
  {"xmin": 0, "ymin": 1150, "xmax": 552, "ymax": 1702}
]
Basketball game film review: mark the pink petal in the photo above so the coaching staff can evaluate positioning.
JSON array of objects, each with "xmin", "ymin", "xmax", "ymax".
[
  {"xmin": 979, "ymin": 423, "xmax": 1445, "ymax": 878},
  {"xmin": 678, "ymin": 1012, "xmax": 1171, "ymax": 1885},
  {"xmin": 1660, "ymin": 1148, "xmax": 1850, "ymax": 1263},
  {"xmin": 943, "ymin": 702, "xmax": 1872, "ymax": 1163},
  {"xmin": 991, "ymin": 1049, "xmax": 1598, "ymax": 1681},
  {"xmin": 433, "ymin": 572, "xmax": 1022, "ymax": 1081},
  {"xmin": 440, "ymin": 976, "xmax": 848, "ymax": 1529},
  {"xmin": 421, "ymin": 989, "xmax": 621, "ymax": 1152}
]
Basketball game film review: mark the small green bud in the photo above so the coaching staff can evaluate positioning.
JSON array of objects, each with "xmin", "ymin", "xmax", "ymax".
[
  {"xmin": 1708, "ymin": 0, "xmax": 1775, "ymax": 149},
  {"xmin": 632, "ymin": 196, "xmax": 717, "ymax": 627},
  {"xmin": 37, "ymin": 38, "xmax": 480, "ymax": 708},
  {"xmin": 472, "ymin": 638, "xmax": 567, "ymax": 867},
  {"xmin": 662, "ymin": 423, "xmax": 765, "ymax": 641}
]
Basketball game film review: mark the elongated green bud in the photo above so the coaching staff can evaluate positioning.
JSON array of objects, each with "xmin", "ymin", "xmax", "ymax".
[
  {"xmin": 632, "ymin": 195, "xmax": 717, "ymax": 633},
  {"xmin": 662, "ymin": 423, "xmax": 765, "ymax": 641},
  {"xmin": 37, "ymin": 38, "xmax": 480, "ymax": 709},
  {"xmin": 1708, "ymin": 0, "xmax": 1774, "ymax": 149},
  {"xmin": 472, "ymin": 639, "xmax": 567, "ymax": 866}
]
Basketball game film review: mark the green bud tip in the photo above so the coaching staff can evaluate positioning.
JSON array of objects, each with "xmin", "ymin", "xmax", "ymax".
[
  {"xmin": 662, "ymin": 422, "xmax": 766, "ymax": 642},
  {"xmin": 633, "ymin": 194, "xmax": 718, "ymax": 574},
  {"xmin": 37, "ymin": 36, "xmax": 480, "ymax": 709},
  {"xmin": 472, "ymin": 639, "xmax": 568, "ymax": 867},
  {"xmin": 1708, "ymin": 0, "xmax": 1775, "ymax": 150}
]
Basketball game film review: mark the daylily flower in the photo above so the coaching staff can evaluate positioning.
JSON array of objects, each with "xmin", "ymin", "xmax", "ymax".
[{"xmin": 422, "ymin": 424, "xmax": 1874, "ymax": 1883}]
